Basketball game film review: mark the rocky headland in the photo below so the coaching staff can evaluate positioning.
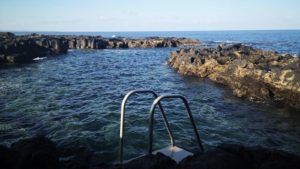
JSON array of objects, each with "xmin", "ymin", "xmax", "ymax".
[
  {"xmin": 168, "ymin": 44, "xmax": 300, "ymax": 110},
  {"xmin": 0, "ymin": 137, "xmax": 299, "ymax": 169},
  {"xmin": 0, "ymin": 32, "xmax": 200, "ymax": 64}
]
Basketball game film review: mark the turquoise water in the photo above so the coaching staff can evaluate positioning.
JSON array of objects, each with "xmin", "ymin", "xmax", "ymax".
[{"xmin": 1, "ymin": 31, "xmax": 300, "ymax": 164}]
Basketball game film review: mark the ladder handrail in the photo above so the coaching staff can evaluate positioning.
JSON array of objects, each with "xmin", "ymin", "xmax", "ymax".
[
  {"xmin": 119, "ymin": 89, "xmax": 175, "ymax": 164},
  {"xmin": 148, "ymin": 94, "xmax": 204, "ymax": 154}
]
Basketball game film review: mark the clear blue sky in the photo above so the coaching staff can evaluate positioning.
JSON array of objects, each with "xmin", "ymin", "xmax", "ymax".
[{"xmin": 0, "ymin": 0, "xmax": 300, "ymax": 31}]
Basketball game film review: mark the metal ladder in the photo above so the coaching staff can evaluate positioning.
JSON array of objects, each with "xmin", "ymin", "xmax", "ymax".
[{"xmin": 119, "ymin": 89, "xmax": 204, "ymax": 164}]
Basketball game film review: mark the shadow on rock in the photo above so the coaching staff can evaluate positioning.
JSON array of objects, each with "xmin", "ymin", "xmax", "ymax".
[
  {"xmin": 178, "ymin": 144, "xmax": 300, "ymax": 169},
  {"xmin": 0, "ymin": 137, "xmax": 59, "ymax": 169},
  {"xmin": 1, "ymin": 137, "xmax": 300, "ymax": 169}
]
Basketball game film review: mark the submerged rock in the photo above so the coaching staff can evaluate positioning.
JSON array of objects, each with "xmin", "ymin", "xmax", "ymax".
[{"xmin": 168, "ymin": 44, "xmax": 300, "ymax": 110}]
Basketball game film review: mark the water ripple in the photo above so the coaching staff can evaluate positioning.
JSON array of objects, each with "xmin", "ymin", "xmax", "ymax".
[{"xmin": 1, "ymin": 47, "xmax": 300, "ymax": 164}]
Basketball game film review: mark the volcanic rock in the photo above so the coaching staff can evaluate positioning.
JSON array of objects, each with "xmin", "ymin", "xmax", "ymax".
[
  {"xmin": 178, "ymin": 144, "xmax": 300, "ymax": 169},
  {"xmin": 0, "ymin": 32, "xmax": 200, "ymax": 64},
  {"xmin": 168, "ymin": 44, "xmax": 300, "ymax": 109}
]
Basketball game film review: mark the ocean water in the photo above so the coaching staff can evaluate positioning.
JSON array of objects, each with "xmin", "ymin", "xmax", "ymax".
[{"xmin": 1, "ymin": 31, "xmax": 300, "ymax": 164}]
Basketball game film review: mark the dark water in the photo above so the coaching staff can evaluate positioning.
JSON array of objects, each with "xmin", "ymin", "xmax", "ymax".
[{"xmin": 1, "ymin": 31, "xmax": 300, "ymax": 163}]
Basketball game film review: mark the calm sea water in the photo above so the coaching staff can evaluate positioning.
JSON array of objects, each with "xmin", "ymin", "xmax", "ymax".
[{"xmin": 1, "ymin": 31, "xmax": 300, "ymax": 164}]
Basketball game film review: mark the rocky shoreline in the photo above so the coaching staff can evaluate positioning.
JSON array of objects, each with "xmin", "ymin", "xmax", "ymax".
[
  {"xmin": 168, "ymin": 44, "xmax": 300, "ymax": 110},
  {"xmin": 0, "ymin": 137, "xmax": 299, "ymax": 169},
  {"xmin": 0, "ymin": 32, "xmax": 199, "ymax": 64}
]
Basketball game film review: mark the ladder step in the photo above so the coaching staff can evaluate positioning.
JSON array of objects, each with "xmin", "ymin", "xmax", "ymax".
[{"xmin": 153, "ymin": 146, "xmax": 193, "ymax": 163}]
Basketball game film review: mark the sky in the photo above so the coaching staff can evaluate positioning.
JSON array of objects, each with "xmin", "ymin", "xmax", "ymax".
[{"xmin": 0, "ymin": 0, "xmax": 300, "ymax": 32}]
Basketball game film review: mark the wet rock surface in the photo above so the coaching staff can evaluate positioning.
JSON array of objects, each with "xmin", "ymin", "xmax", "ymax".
[
  {"xmin": 0, "ymin": 32, "xmax": 199, "ymax": 64},
  {"xmin": 168, "ymin": 44, "xmax": 300, "ymax": 109},
  {"xmin": 1, "ymin": 137, "xmax": 299, "ymax": 169}
]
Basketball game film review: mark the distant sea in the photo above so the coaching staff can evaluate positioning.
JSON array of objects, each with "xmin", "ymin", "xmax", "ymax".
[{"xmin": 14, "ymin": 30, "xmax": 300, "ymax": 56}]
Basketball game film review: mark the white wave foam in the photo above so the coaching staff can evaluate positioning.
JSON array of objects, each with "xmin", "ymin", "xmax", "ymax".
[
  {"xmin": 214, "ymin": 40, "xmax": 240, "ymax": 43},
  {"xmin": 33, "ymin": 57, "xmax": 47, "ymax": 61}
]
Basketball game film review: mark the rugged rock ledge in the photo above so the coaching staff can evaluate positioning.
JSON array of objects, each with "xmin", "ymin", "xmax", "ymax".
[
  {"xmin": 168, "ymin": 44, "xmax": 300, "ymax": 110},
  {"xmin": 1, "ymin": 137, "xmax": 299, "ymax": 169},
  {"xmin": 0, "ymin": 32, "xmax": 199, "ymax": 64},
  {"xmin": 0, "ymin": 32, "xmax": 68, "ymax": 63}
]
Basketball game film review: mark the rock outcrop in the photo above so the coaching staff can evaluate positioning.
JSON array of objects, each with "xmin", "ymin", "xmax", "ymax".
[
  {"xmin": 0, "ymin": 33, "xmax": 68, "ymax": 63},
  {"xmin": 1, "ymin": 137, "xmax": 299, "ymax": 169},
  {"xmin": 0, "ymin": 32, "xmax": 200, "ymax": 64},
  {"xmin": 0, "ymin": 137, "xmax": 59, "ymax": 169},
  {"xmin": 168, "ymin": 44, "xmax": 300, "ymax": 109},
  {"xmin": 67, "ymin": 36, "xmax": 199, "ymax": 49},
  {"xmin": 178, "ymin": 144, "xmax": 300, "ymax": 169}
]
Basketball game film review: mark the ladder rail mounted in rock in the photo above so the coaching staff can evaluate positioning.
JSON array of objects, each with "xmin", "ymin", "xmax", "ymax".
[{"xmin": 119, "ymin": 89, "xmax": 204, "ymax": 165}]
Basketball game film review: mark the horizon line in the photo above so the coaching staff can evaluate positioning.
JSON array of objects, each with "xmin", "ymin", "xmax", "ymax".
[{"xmin": 1, "ymin": 29, "xmax": 300, "ymax": 33}]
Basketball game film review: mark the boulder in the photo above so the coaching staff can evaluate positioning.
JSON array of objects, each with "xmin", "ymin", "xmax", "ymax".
[
  {"xmin": 94, "ymin": 39, "xmax": 108, "ymax": 49},
  {"xmin": 178, "ymin": 144, "xmax": 300, "ymax": 169},
  {"xmin": 0, "ymin": 137, "xmax": 59, "ymax": 169},
  {"xmin": 68, "ymin": 39, "xmax": 77, "ymax": 48},
  {"xmin": 10, "ymin": 137, "xmax": 59, "ymax": 169},
  {"xmin": 51, "ymin": 38, "xmax": 68, "ymax": 54},
  {"xmin": 0, "ymin": 32, "xmax": 15, "ymax": 39}
]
